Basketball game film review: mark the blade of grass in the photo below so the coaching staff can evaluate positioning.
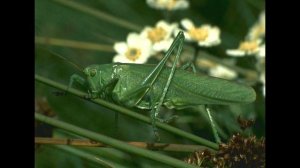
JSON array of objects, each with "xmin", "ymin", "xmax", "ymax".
[
  {"xmin": 35, "ymin": 137, "xmax": 215, "ymax": 153},
  {"xmin": 50, "ymin": 145, "xmax": 113, "ymax": 168},
  {"xmin": 35, "ymin": 113, "xmax": 198, "ymax": 168},
  {"xmin": 53, "ymin": 0, "xmax": 142, "ymax": 31},
  {"xmin": 35, "ymin": 36, "xmax": 114, "ymax": 52},
  {"xmin": 35, "ymin": 74, "xmax": 219, "ymax": 150}
]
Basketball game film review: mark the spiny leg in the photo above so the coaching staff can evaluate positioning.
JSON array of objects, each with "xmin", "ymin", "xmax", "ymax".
[
  {"xmin": 150, "ymin": 32, "xmax": 185, "ymax": 140},
  {"xmin": 205, "ymin": 105, "xmax": 221, "ymax": 144}
]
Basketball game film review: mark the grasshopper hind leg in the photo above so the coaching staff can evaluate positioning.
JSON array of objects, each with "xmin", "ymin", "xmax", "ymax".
[
  {"xmin": 149, "ymin": 32, "xmax": 185, "ymax": 141},
  {"xmin": 181, "ymin": 63, "xmax": 221, "ymax": 143},
  {"xmin": 149, "ymin": 98, "xmax": 178, "ymax": 141}
]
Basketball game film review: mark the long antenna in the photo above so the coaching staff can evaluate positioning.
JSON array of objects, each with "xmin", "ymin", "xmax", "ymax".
[{"xmin": 47, "ymin": 50, "xmax": 84, "ymax": 71}]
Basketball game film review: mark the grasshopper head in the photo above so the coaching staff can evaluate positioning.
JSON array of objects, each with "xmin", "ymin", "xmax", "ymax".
[
  {"xmin": 83, "ymin": 64, "xmax": 115, "ymax": 98},
  {"xmin": 83, "ymin": 65, "xmax": 104, "ymax": 96},
  {"xmin": 83, "ymin": 66, "xmax": 97, "ymax": 78}
]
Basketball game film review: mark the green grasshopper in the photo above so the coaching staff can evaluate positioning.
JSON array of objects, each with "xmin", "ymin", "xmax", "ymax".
[{"xmin": 63, "ymin": 31, "xmax": 256, "ymax": 141}]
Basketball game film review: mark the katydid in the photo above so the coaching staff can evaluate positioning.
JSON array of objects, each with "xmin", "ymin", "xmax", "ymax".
[{"xmin": 61, "ymin": 31, "xmax": 256, "ymax": 141}]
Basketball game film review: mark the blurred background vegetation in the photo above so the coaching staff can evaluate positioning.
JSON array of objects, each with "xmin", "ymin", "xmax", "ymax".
[{"xmin": 35, "ymin": 0, "xmax": 265, "ymax": 167}]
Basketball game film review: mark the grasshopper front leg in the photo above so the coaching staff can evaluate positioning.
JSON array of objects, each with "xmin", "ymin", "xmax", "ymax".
[{"xmin": 65, "ymin": 74, "xmax": 94, "ymax": 99}]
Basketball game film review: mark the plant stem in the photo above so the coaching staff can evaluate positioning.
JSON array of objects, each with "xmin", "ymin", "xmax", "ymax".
[
  {"xmin": 35, "ymin": 113, "xmax": 198, "ymax": 168},
  {"xmin": 35, "ymin": 137, "xmax": 215, "ymax": 153},
  {"xmin": 50, "ymin": 145, "xmax": 113, "ymax": 168},
  {"xmin": 35, "ymin": 74, "xmax": 219, "ymax": 150},
  {"xmin": 35, "ymin": 36, "xmax": 114, "ymax": 52},
  {"xmin": 53, "ymin": 0, "xmax": 142, "ymax": 31}
]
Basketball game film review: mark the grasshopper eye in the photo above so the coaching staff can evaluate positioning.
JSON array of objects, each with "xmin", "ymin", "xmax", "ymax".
[{"xmin": 90, "ymin": 69, "xmax": 97, "ymax": 77}]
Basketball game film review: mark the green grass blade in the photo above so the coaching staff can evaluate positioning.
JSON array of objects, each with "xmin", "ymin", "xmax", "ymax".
[
  {"xmin": 53, "ymin": 145, "xmax": 113, "ymax": 168},
  {"xmin": 53, "ymin": 0, "xmax": 142, "ymax": 31},
  {"xmin": 35, "ymin": 113, "xmax": 198, "ymax": 168},
  {"xmin": 35, "ymin": 36, "xmax": 114, "ymax": 52}
]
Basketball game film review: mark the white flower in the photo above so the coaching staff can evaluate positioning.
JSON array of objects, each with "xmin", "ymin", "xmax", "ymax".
[
  {"xmin": 257, "ymin": 43, "xmax": 265, "ymax": 58},
  {"xmin": 113, "ymin": 33, "xmax": 152, "ymax": 64},
  {"xmin": 247, "ymin": 11, "xmax": 265, "ymax": 40},
  {"xmin": 226, "ymin": 39, "xmax": 263, "ymax": 57},
  {"xmin": 141, "ymin": 20, "xmax": 178, "ymax": 53},
  {"xmin": 209, "ymin": 65, "xmax": 237, "ymax": 80},
  {"xmin": 179, "ymin": 18, "xmax": 221, "ymax": 47},
  {"xmin": 260, "ymin": 71, "xmax": 265, "ymax": 96},
  {"xmin": 146, "ymin": 0, "xmax": 189, "ymax": 10}
]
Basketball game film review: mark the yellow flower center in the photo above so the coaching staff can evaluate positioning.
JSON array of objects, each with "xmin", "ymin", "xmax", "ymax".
[
  {"xmin": 238, "ymin": 41, "xmax": 258, "ymax": 52},
  {"xmin": 147, "ymin": 27, "xmax": 167, "ymax": 43},
  {"xmin": 125, "ymin": 48, "xmax": 142, "ymax": 61},
  {"xmin": 166, "ymin": 0, "xmax": 178, "ymax": 10},
  {"xmin": 188, "ymin": 27, "xmax": 209, "ymax": 41}
]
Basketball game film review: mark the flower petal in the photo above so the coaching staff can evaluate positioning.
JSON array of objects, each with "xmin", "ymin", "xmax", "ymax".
[
  {"xmin": 127, "ymin": 33, "xmax": 142, "ymax": 46},
  {"xmin": 208, "ymin": 27, "xmax": 220, "ymax": 41},
  {"xmin": 198, "ymin": 26, "xmax": 221, "ymax": 46},
  {"xmin": 156, "ymin": 20, "xmax": 169, "ymax": 29},
  {"xmin": 140, "ymin": 27, "xmax": 152, "ymax": 39},
  {"xmin": 157, "ymin": 20, "xmax": 178, "ymax": 39},
  {"xmin": 113, "ymin": 54, "xmax": 131, "ymax": 63},
  {"xmin": 134, "ymin": 55, "xmax": 149, "ymax": 64},
  {"xmin": 226, "ymin": 49, "xmax": 246, "ymax": 57},
  {"xmin": 113, "ymin": 42, "xmax": 128, "ymax": 54},
  {"xmin": 153, "ymin": 38, "xmax": 173, "ymax": 52},
  {"xmin": 209, "ymin": 65, "xmax": 237, "ymax": 80},
  {"xmin": 181, "ymin": 18, "xmax": 194, "ymax": 30},
  {"xmin": 173, "ymin": 0, "xmax": 189, "ymax": 9},
  {"xmin": 257, "ymin": 44, "xmax": 265, "ymax": 58}
]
